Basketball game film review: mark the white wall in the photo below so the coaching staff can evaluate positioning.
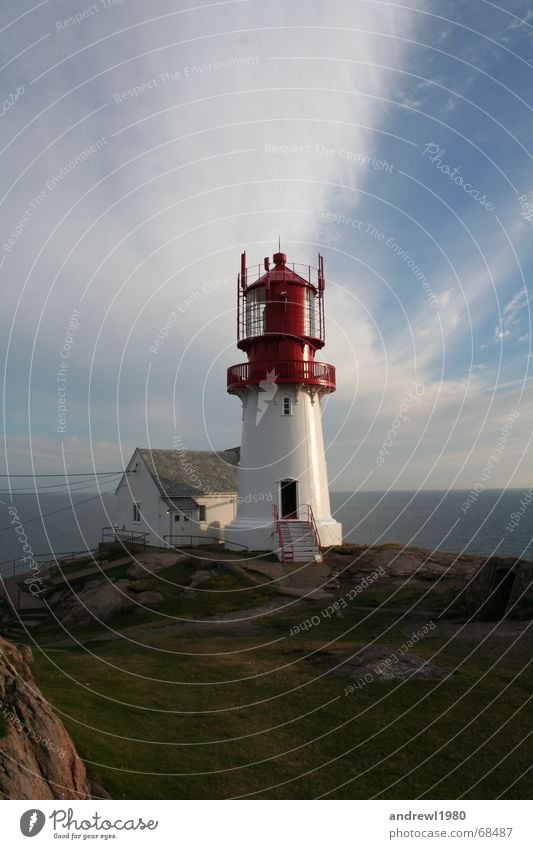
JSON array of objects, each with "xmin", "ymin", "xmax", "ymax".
[
  {"xmin": 116, "ymin": 451, "xmax": 238, "ymax": 548},
  {"xmin": 225, "ymin": 386, "xmax": 342, "ymax": 551},
  {"xmin": 115, "ymin": 450, "xmax": 164, "ymax": 547},
  {"xmin": 165, "ymin": 495, "xmax": 237, "ymax": 546}
]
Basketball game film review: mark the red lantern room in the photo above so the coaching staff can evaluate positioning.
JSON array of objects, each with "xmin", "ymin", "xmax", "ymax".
[{"xmin": 227, "ymin": 250, "xmax": 336, "ymax": 393}]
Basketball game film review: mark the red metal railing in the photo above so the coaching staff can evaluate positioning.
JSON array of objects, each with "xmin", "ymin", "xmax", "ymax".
[
  {"xmin": 237, "ymin": 258, "xmax": 326, "ymax": 344},
  {"xmin": 272, "ymin": 503, "xmax": 321, "ymax": 562},
  {"xmin": 272, "ymin": 504, "xmax": 287, "ymax": 561},
  {"xmin": 300, "ymin": 503, "xmax": 321, "ymax": 551},
  {"xmin": 227, "ymin": 359, "xmax": 336, "ymax": 392},
  {"xmin": 241, "ymin": 261, "xmax": 323, "ymax": 290},
  {"xmin": 239, "ymin": 303, "xmax": 324, "ymax": 342}
]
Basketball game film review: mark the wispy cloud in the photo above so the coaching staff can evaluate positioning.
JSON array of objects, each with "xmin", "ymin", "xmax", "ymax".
[
  {"xmin": 1, "ymin": 0, "xmax": 532, "ymax": 490},
  {"xmin": 491, "ymin": 287, "xmax": 529, "ymax": 343}
]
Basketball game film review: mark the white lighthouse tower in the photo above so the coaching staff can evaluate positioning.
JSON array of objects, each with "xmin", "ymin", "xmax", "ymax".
[{"xmin": 224, "ymin": 248, "xmax": 342, "ymax": 561}]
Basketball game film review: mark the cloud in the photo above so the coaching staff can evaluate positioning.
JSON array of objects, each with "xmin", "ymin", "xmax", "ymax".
[
  {"xmin": 1, "ymin": 0, "xmax": 532, "ymax": 492},
  {"xmin": 491, "ymin": 287, "xmax": 529, "ymax": 343}
]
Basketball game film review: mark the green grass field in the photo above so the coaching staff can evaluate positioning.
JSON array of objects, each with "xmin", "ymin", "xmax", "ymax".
[{"xmin": 28, "ymin": 558, "xmax": 532, "ymax": 800}]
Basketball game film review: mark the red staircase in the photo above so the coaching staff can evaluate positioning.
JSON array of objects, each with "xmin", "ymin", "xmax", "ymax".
[{"xmin": 273, "ymin": 504, "xmax": 322, "ymax": 563}]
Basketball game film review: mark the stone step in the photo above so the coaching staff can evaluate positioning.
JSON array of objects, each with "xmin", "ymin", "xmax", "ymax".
[
  {"xmin": 18, "ymin": 608, "xmax": 49, "ymax": 619},
  {"xmin": 289, "ymin": 551, "xmax": 316, "ymax": 556},
  {"xmin": 1, "ymin": 627, "xmax": 26, "ymax": 640}
]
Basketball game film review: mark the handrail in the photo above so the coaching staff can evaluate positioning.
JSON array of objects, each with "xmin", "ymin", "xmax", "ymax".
[
  {"xmin": 272, "ymin": 503, "xmax": 321, "ymax": 562},
  {"xmin": 300, "ymin": 503, "xmax": 321, "ymax": 550},
  {"xmin": 227, "ymin": 359, "xmax": 335, "ymax": 392},
  {"xmin": 0, "ymin": 548, "xmax": 98, "ymax": 580},
  {"xmin": 237, "ymin": 259, "xmax": 326, "ymax": 344},
  {"xmin": 272, "ymin": 504, "xmax": 286, "ymax": 561},
  {"xmin": 163, "ymin": 534, "xmax": 249, "ymax": 552},
  {"xmin": 101, "ymin": 527, "xmax": 148, "ymax": 549}
]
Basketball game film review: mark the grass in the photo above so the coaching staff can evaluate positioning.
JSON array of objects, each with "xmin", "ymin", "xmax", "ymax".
[
  {"xmin": 10, "ymin": 544, "xmax": 529, "ymax": 798},
  {"xmin": 32, "ymin": 631, "xmax": 531, "ymax": 800},
  {"xmin": 28, "ymin": 566, "xmax": 533, "ymax": 800},
  {"xmin": 101, "ymin": 570, "xmax": 269, "ymax": 635},
  {"xmin": 33, "ymin": 560, "xmax": 269, "ymax": 642}
]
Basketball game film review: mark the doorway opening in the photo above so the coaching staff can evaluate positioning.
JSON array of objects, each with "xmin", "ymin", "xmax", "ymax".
[{"xmin": 280, "ymin": 479, "xmax": 298, "ymax": 519}]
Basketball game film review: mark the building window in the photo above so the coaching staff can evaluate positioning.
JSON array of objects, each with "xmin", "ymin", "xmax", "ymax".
[
  {"xmin": 132, "ymin": 503, "xmax": 141, "ymax": 523},
  {"xmin": 198, "ymin": 505, "xmax": 206, "ymax": 522},
  {"xmin": 305, "ymin": 287, "xmax": 318, "ymax": 337},
  {"xmin": 282, "ymin": 396, "xmax": 292, "ymax": 416},
  {"xmin": 245, "ymin": 286, "xmax": 266, "ymax": 337}
]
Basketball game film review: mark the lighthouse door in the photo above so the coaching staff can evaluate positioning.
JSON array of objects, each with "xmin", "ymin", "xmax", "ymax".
[{"xmin": 280, "ymin": 479, "xmax": 298, "ymax": 519}]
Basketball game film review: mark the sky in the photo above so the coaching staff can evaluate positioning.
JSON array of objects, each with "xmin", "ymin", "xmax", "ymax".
[{"xmin": 0, "ymin": 0, "xmax": 532, "ymax": 493}]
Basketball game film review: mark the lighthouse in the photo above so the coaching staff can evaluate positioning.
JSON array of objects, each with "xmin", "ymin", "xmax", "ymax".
[{"xmin": 224, "ymin": 248, "xmax": 342, "ymax": 560}]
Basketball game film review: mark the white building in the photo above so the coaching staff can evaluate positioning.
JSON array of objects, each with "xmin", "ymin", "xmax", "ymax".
[{"xmin": 115, "ymin": 447, "xmax": 239, "ymax": 548}]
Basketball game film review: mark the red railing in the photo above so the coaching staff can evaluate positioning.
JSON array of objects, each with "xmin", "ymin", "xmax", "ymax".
[
  {"xmin": 237, "ymin": 258, "xmax": 326, "ymax": 344},
  {"xmin": 300, "ymin": 503, "xmax": 321, "ymax": 551},
  {"xmin": 238, "ymin": 303, "xmax": 324, "ymax": 343},
  {"xmin": 272, "ymin": 504, "xmax": 287, "ymax": 561},
  {"xmin": 240, "ymin": 261, "xmax": 324, "ymax": 290},
  {"xmin": 227, "ymin": 360, "xmax": 336, "ymax": 392},
  {"xmin": 272, "ymin": 503, "xmax": 321, "ymax": 562}
]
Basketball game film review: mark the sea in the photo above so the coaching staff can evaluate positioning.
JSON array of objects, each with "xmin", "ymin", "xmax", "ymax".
[{"xmin": 0, "ymin": 489, "xmax": 531, "ymax": 576}]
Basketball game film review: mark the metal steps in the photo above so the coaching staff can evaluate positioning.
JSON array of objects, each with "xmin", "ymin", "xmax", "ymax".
[{"xmin": 277, "ymin": 519, "xmax": 322, "ymax": 563}]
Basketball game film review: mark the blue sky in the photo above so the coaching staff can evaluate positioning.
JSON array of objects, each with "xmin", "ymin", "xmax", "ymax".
[{"xmin": 0, "ymin": 0, "xmax": 531, "ymax": 492}]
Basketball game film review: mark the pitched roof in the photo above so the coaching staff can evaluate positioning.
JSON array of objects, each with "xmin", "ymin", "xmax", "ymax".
[
  {"xmin": 137, "ymin": 447, "xmax": 239, "ymax": 497},
  {"xmin": 163, "ymin": 497, "xmax": 199, "ymax": 511}
]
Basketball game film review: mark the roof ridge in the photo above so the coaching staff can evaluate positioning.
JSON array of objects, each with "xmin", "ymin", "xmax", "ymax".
[{"xmin": 138, "ymin": 447, "xmax": 237, "ymax": 454}]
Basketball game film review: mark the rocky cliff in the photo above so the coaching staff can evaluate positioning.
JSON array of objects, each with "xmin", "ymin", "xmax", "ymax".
[{"xmin": 0, "ymin": 636, "xmax": 92, "ymax": 799}]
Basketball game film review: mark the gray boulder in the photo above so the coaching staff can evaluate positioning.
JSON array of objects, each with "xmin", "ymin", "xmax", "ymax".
[
  {"xmin": 132, "ymin": 591, "xmax": 164, "ymax": 607},
  {"xmin": 189, "ymin": 569, "xmax": 214, "ymax": 588},
  {"xmin": 55, "ymin": 579, "xmax": 134, "ymax": 628}
]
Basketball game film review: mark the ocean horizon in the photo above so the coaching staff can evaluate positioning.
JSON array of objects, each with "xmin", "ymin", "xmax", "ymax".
[{"xmin": 1, "ymin": 488, "xmax": 531, "ymax": 573}]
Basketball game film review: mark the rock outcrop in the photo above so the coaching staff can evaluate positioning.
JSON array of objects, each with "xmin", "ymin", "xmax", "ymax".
[
  {"xmin": 312, "ymin": 643, "xmax": 451, "ymax": 685},
  {"xmin": 36, "ymin": 550, "xmax": 188, "ymax": 629},
  {"xmin": 327, "ymin": 543, "xmax": 482, "ymax": 580},
  {"xmin": 49, "ymin": 578, "xmax": 135, "ymax": 629},
  {"xmin": 327, "ymin": 544, "xmax": 533, "ymax": 621},
  {"xmin": 0, "ymin": 637, "xmax": 91, "ymax": 799}
]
